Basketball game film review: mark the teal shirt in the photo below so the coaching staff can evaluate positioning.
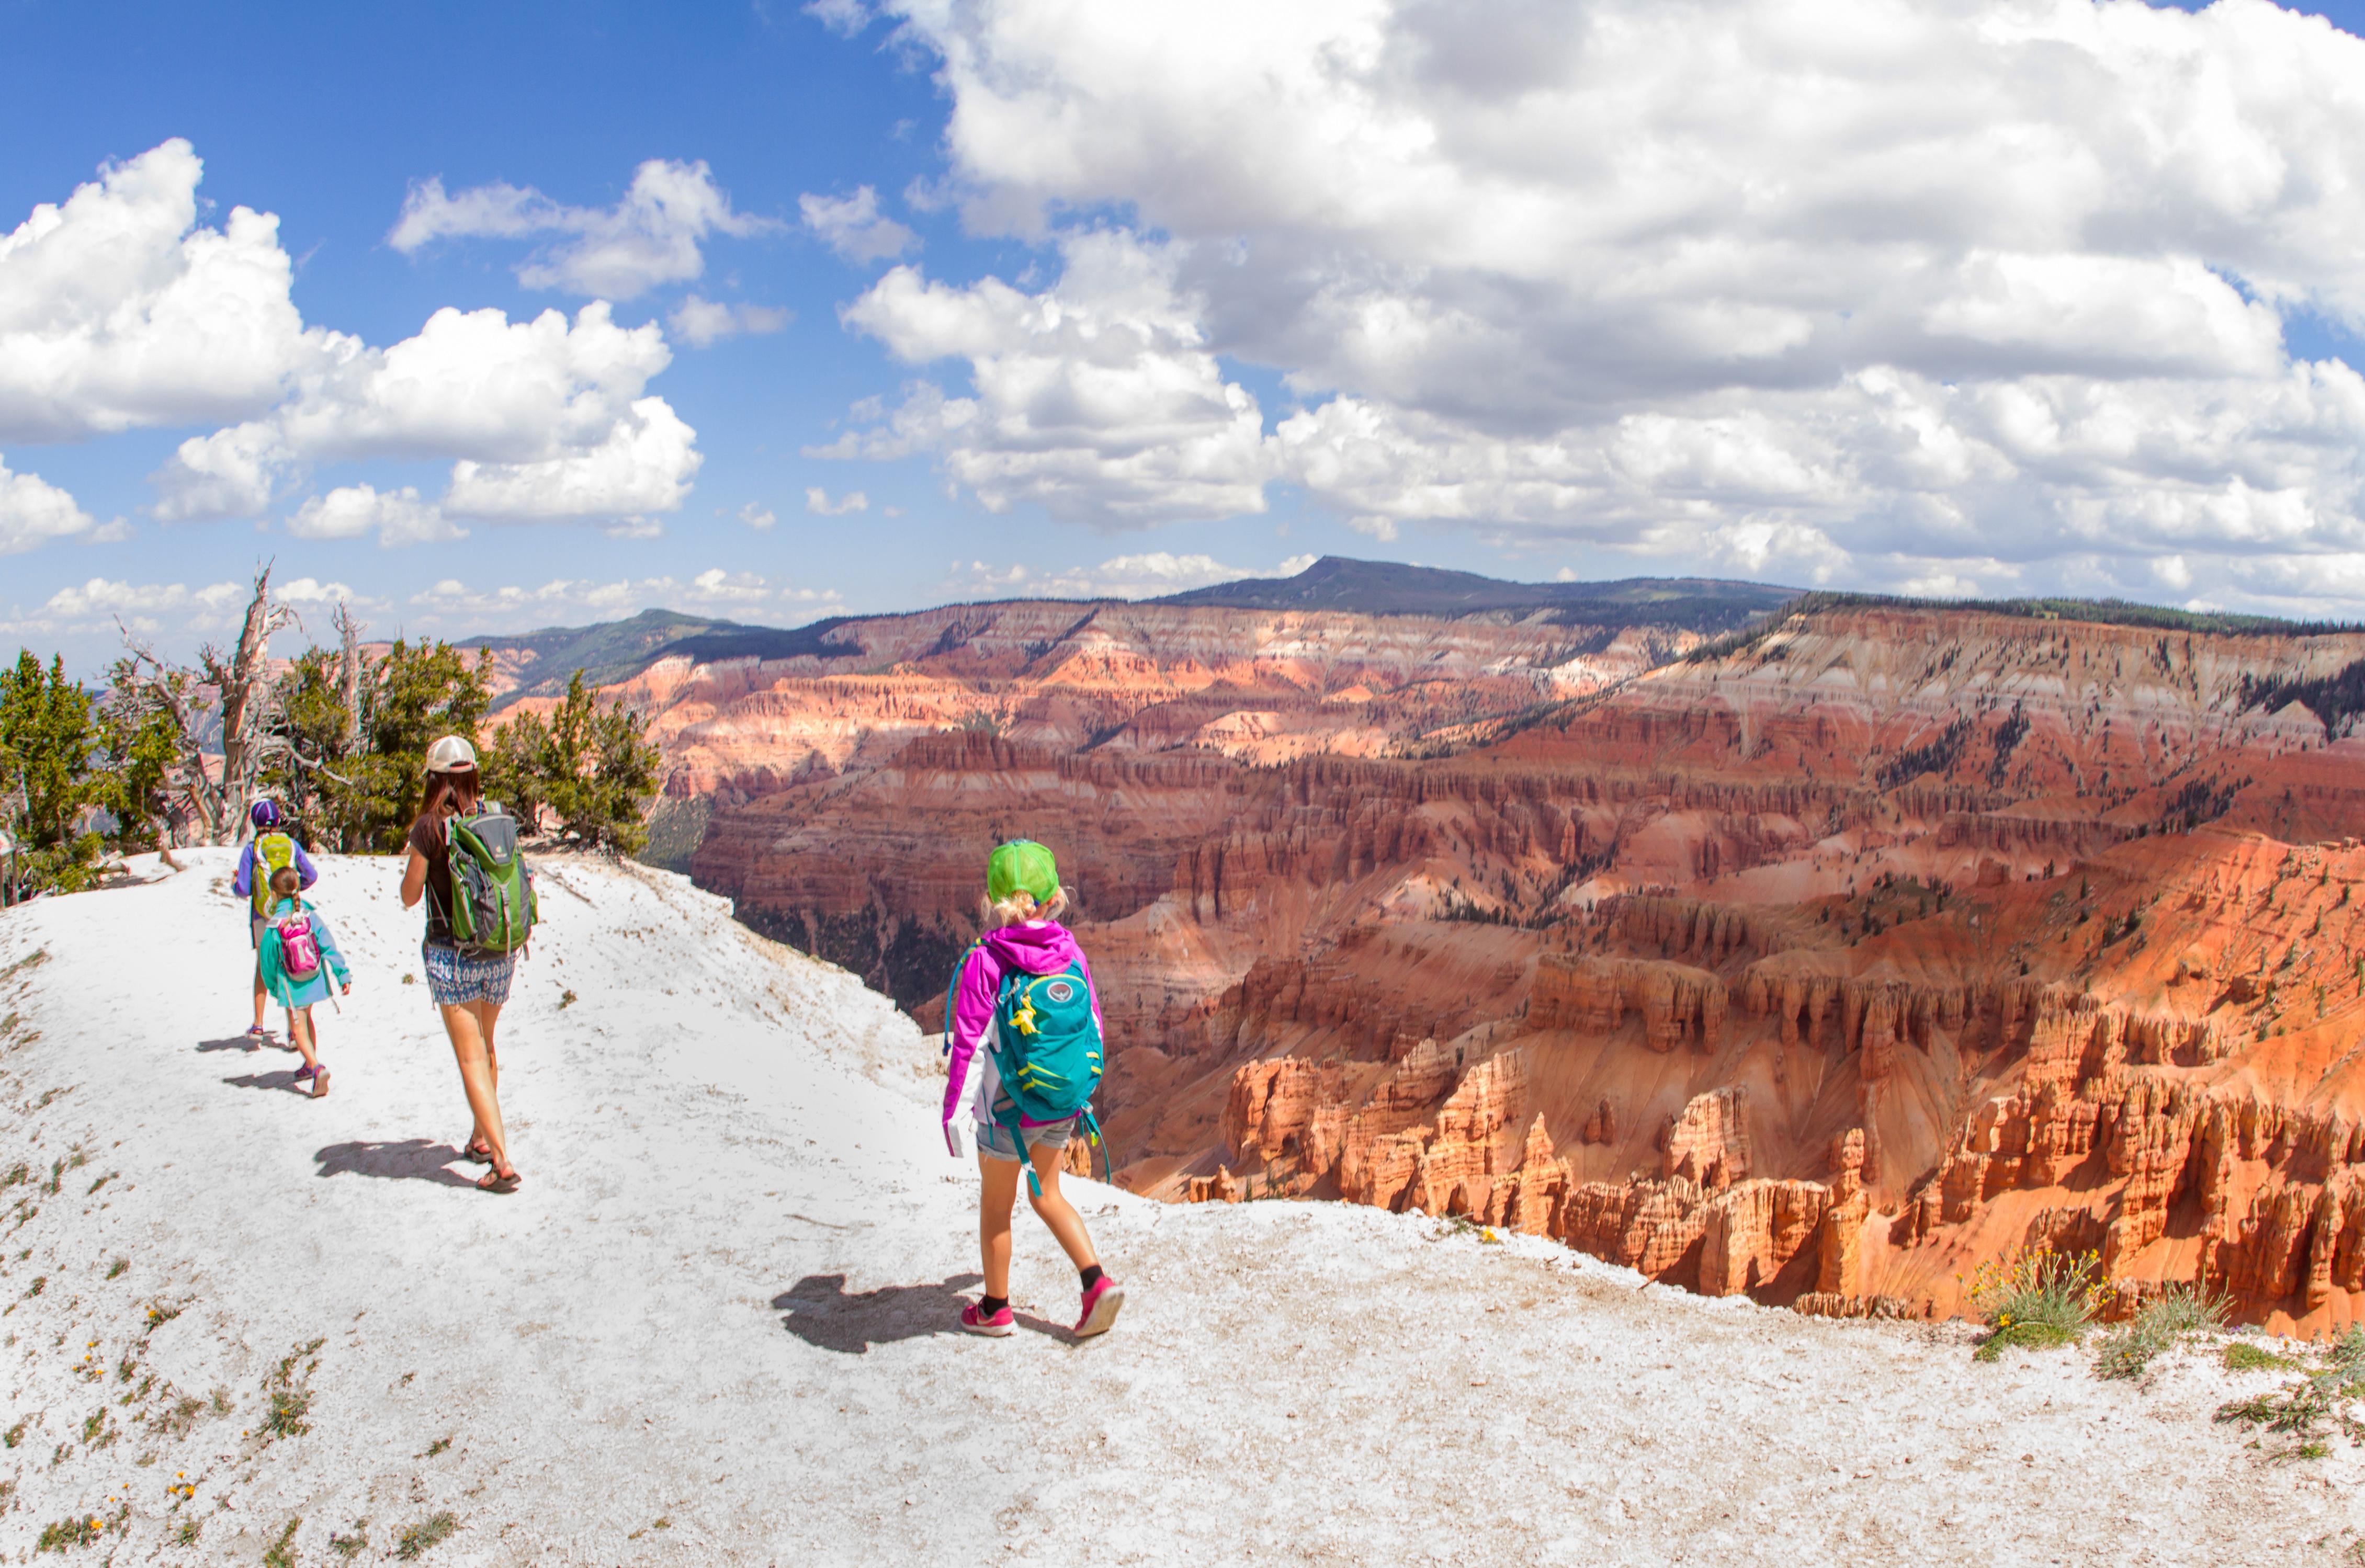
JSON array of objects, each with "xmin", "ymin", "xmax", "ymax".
[{"xmin": 257, "ymin": 899, "xmax": 351, "ymax": 1011}]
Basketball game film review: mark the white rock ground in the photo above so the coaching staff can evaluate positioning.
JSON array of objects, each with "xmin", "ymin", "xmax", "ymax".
[{"xmin": 0, "ymin": 851, "xmax": 2357, "ymax": 1565}]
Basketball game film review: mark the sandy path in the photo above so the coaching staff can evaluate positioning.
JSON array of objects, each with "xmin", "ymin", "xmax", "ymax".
[{"xmin": 0, "ymin": 851, "xmax": 2354, "ymax": 1565}]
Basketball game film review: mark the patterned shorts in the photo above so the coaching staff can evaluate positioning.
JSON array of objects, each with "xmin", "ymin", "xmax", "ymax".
[
  {"xmin": 422, "ymin": 941, "xmax": 515, "ymax": 1008},
  {"xmin": 976, "ymin": 1113, "xmax": 1079, "ymax": 1162}
]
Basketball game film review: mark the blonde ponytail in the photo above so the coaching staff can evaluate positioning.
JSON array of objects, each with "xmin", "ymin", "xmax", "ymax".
[{"xmin": 986, "ymin": 885, "xmax": 1069, "ymax": 929}]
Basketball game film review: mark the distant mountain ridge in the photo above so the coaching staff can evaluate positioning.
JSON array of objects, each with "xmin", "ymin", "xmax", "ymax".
[
  {"xmin": 462, "ymin": 559, "xmax": 1800, "ymax": 703},
  {"xmin": 1155, "ymin": 555, "xmax": 1793, "ymax": 627}
]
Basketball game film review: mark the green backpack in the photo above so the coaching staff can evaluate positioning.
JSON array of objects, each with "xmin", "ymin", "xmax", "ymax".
[
  {"xmin": 250, "ymin": 832, "xmax": 298, "ymax": 916},
  {"xmin": 443, "ymin": 809, "xmax": 537, "ymax": 956}
]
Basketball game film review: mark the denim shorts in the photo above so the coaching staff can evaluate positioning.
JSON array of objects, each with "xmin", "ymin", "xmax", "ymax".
[
  {"xmin": 976, "ymin": 1114, "xmax": 1079, "ymax": 1162},
  {"xmin": 422, "ymin": 940, "xmax": 515, "ymax": 1007}
]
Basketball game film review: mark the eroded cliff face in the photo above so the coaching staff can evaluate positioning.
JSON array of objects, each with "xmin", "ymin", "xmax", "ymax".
[{"xmin": 659, "ymin": 595, "xmax": 2365, "ymax": 1333}]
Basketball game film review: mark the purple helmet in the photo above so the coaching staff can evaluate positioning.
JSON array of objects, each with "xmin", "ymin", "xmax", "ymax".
[{"xmin": 249, "ymin": 799, "xmax": 282, "ymax": 830}]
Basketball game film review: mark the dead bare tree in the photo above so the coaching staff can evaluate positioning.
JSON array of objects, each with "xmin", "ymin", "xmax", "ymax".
[
  {"xmin": 335, "ymin": 600, "xmax": 363, "ymax": 755},
  {"xmin": 115, "ymin": 565, "xmax": 296, "ymax": 845}
]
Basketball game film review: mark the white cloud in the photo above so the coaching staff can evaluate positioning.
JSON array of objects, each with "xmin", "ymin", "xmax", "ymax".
[
  {"xmin": 287, "ymin": 484, "xmax": 464, "ymax": 548},
  {"xmin": 804, "ymin": 0, "xmax": 873, "ymax": 38},
  {"xmin": 800, "ymin": 186, "xmax": 918, "ymax": 264},
  {"xmin": 826, "ymin": 0, "xmax": 2365, "ymax": 600},
  {"xmin": 738, "ymin": 502, "xmax": 777, "ymax": 530},
  {"xmin": 805, "ymin": 486, "xmax": 869, "ymax": 516},
  {"xmin": 0, "ymin": 575, "xmax": 246, "ymax": 639},
  {"xmin": 823, "ymin": 232, "xmax": 1274, "ymax": 526},
  {"xmin": 154, "ymin": 301, "xmax": 703, "ymax": 532},
  {"xmin": 405, "ymin": 569, "xmax": 843, "ymax": 633},
  {"xmin": 0, "ymin": 457, "xmax": 103, "ymax": 553},
  {"xmin": 667, "ymin": 294, "xmax": 792, "ymax": 347},
  {"xmin": 0, "ymin": 139, "xmax": 332, "ymax": 442},
  {"xmin": 389, "ymin": 159, "xmax": 779, "ymax": 299},
  {"xmin": 950, "ymin": 551, "xmax": 1315, "ymax": 601}
]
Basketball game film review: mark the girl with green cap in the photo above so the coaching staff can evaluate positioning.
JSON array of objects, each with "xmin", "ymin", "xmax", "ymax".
[{"xmin": 942, "ymin": 839, "xmax": 1124, "ymax": 1337}]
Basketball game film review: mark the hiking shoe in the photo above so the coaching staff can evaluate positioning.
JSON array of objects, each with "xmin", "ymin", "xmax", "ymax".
[
  {"xmin": 961, "ymin": 1302, "xmax": 1014, "ymax": 1337},
  {"xmin": 292, "ymin": 1064, "xmax": 317, "ymax": 1082},
  {"xmin": 309, "ymin": 1067, "xmax": 330, "ymax": 1099},
  {"xmin": 244, "ymin": 1025, "xmax": 268, "ymax": 1049},
  {"xmin": 1074, "ymin": 1277, "xmax": 1125, "ymax": 1338}
]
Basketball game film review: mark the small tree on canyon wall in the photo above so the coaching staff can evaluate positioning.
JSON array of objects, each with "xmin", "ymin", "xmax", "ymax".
[{"xmin": 489, "ymin": 670, "xmax": 661, "ymax": 853}]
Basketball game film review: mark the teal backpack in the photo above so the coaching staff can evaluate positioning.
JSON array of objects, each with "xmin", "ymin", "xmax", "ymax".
[{"xmin": 943, "ymin": 947, "xmax": 1112, "ymax": 1192}]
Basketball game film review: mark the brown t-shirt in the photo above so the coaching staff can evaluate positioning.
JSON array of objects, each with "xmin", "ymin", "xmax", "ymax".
[{"xmin": 407, "ymin": 814, "xmax": 456, "ymax": 943}]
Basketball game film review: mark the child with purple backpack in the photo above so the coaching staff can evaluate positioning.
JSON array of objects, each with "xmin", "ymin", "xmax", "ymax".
[{"xmin": 257, "ymin": 866, "xmax": 352, "ymax": 1098}]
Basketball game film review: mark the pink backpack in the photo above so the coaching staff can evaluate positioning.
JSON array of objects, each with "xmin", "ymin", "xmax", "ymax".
[{"xmin": 275, "ymin": 906, "xmax": 322, "ymax": 980}]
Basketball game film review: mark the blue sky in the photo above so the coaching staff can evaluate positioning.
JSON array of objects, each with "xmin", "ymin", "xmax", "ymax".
[{"xmin": 6, "ymin": 0, "xmax": 2365, "ymax": 671}]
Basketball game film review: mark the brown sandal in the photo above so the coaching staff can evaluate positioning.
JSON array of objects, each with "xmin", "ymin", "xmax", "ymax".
[
  {"xmin": 475, "ymin": 1163, "xmax": 521, "ymax": 1194},
  {"xmin": 460, "ymin": 1139, "xmax": 494, "ymax": 1165}
]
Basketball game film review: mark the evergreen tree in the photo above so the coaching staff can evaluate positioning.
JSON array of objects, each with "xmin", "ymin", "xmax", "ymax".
[{"xmin": 0, "ymin": 652, "xmax": 102, "ymax": 894}]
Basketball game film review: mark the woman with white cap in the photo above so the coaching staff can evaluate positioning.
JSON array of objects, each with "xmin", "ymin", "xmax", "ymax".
[{"xmin": 399, "ymin": 735, "xmax": 522, "ymax": 1194}]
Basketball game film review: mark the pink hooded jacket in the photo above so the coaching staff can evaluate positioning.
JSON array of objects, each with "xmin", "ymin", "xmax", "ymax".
[{"xmin": 942, "ymin": 921, "xmax": 1101, "ymax": 1126}]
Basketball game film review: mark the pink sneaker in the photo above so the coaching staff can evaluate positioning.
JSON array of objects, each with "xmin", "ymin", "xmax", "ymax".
[
  {"xmin": 961, "ymin": 1301, "xmax": 1014, "ymax": 1337},
  {"xmin": 1074, "ymin": 1277, "xmax": 1125, "ymax": 1338}
]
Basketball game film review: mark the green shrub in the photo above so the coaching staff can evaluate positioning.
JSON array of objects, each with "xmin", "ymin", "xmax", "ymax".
[{"xmin": 1962, "ymin": 1246, "xmax": 2104, "ymax": 1361}]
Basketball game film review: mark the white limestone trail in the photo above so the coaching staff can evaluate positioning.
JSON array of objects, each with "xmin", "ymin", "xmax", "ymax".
[{"xmin": 0, "ymin": 851, "xmax": 2349, "ymax": 1565}]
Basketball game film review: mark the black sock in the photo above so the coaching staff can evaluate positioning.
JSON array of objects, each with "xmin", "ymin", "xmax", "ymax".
[
  {"xmin": 979, "ymin": 1294, "xmax": 1008, "ymax": 1316},
  {"xmin": 1080, "ymin": 1265, "xmax": 1104, "ymax": 1291}
]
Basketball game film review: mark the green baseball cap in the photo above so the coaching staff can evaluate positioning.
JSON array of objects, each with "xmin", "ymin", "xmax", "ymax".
[{"xmin": 988, "ymin": 839, "xmax": 1059, "ymax": 903}]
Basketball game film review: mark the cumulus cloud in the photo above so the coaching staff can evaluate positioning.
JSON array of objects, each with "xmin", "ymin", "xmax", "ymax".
[
  {"xmin": 0, "ymin": 575, "xmax": 247, "ymax": 639},
  {"xmin": 0, "ymin": 142, "xmax": 706, "ymax": 538},
  {"xmin": 667, "ymin": 294, "xmax": 791, "ymax": 347},
  {"xmin": 0, "ymin": 457, "xmax": 104, "ymax": 553},
  {"xmin": 951, "ymin": 550, "xmax": 1316, "ymax": 601},
  {"xmin": 286, "ymin": 484, "xmax": 464, "ymax": 548},
  {"xmin": 0, "ymin": 139, "xmax": 331, "ymax": 442},
  {"xmin": 738, "ymin": 502, "xmax": 778, "ymax": 530},
  {"xmin": 406, "ymin": 568, "xmax": 842, "ymax": 633},
  {"xmin": 822, "ymin": 232, "xmax": 1274, "ymax": 526},
  {"xmin": 805, "ymin": 486, "xmax": 868, "ymax": 516},
  {"xmin": 154, "ymin": 301, "xmax": 703, "ymax": 533},
  {"xmin": 822, "ymin": 0, "xmax": 2365, "ymax": 605},
  {"xmin": 389, "ymin": 159, "xmax": 779, "ymax": 299},
  {"xmin": 800, "ymin": 186, "xmax": 918, "ymax": 264}
]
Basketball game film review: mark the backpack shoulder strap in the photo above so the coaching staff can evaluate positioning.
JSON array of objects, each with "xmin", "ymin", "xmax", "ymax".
[{"xmin": 942, "ymin": 942, "xmax": 984, "ymax": 1055}]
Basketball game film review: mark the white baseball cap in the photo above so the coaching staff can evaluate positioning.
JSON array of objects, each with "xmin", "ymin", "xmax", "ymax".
[{"xmin": 424, "ymin": 734, "xmax": 479, "ymax": 774}]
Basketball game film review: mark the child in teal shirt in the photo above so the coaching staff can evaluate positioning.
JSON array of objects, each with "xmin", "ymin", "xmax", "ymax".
[{"xmin": 257, "ymin": 867, "xmax": 352, "ymax": 1098}]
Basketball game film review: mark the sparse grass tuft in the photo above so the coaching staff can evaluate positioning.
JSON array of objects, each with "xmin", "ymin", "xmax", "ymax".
[
  {"xmin": 559, "ymin": 988, "xmax": 577, "ymax": 1009},
  {"xmin": 424, "ymin": 1436, "xmax": 450, "ymax": 1457},
  {"xmin": 35, "ymin": 1516, "xmax": 102, "ymax": 1551},
  {"xmin": 395, "ymin": 1510, "xmax": 459, "ymax": 1559},
  {"xmin": 2215, "ymin": 1327, "xmax": 2365, "ymax": 1459},
  {"xmin": 2094, "ymin": 1284, "xmax": 2231, "ymax": 1381},
  {"xmin": 263, "ymin": 1518, "xmax": 301, "ymax": 1568},
  {"xmin": 103, "ymin": 1258, "xmax": 125, "ymax": 1280},
  {"xmin": 261, "ymin": 1337, "xmax": 324, "ymax": 1440},
  {"xmin": 4, "ymin": 1418, "xmax": 25, "ymax": 1448},
  {"xmin": 2226, "ymin": 1341, "xmax": 2303, "ymax": 1374},
  {"xmin": 329, "ymin": 1521, "xmax": 370, "ymax": 1559}
]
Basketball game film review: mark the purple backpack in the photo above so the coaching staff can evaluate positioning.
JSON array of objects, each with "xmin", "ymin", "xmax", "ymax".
[{"xmin": 275, "ymin": 906, "xmax": 322, "ymax": 980}]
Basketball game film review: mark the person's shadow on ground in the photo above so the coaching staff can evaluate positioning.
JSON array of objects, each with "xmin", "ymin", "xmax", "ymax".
[
  {"xmin": 196, "ymin": 1035, "xmax": 271, "ymax": 1054},
  {"xmin": 313, "ymin": 1139, "xmax": 478, "ymax": 1188},
  {"xmin": 220, "ymin": 1069, "xmax": 313, "ymax": 1096},
  {"xmin": 776, "ymin": 1272, "xmax": 1072, "ymax": 1353}
]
